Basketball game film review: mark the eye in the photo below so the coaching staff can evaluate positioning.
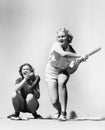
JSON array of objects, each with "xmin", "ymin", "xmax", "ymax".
[
  {"xmin": 58, "ymin": 35, "xmax": 65, "ymax": 38},
  {"xmin": 62, "ymin": 35, "xmax": 66, "ymax": 38},
  {"xmin": 26, "ymin": 68, "xmax": 30, "ymax": 71}
]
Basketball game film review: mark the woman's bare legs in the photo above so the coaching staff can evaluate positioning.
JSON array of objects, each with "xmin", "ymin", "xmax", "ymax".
[
  {"xmin": 12, "ymin": 92, "xmax": 25, "ymax": 113},
  {"xmin": 7, "ymin": 92, "xmax": 25, "ymax": 118},
  {"xmin": 46, "ymin": 80, "xmax": 61, "ymax": 118},
  {"xmin": 26, "ymin": 94, "xmax": 39, "ymax": 113},
  {"xmin": 26, "ymin": 93, "xmax": 42, "ymax": 118},
  {"xmin": 58, "ymin": 73, "xmax": 69, "ymax": 120}
]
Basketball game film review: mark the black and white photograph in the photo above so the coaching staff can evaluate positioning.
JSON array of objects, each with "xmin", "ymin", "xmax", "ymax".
[{"xmin": 0, "ymin": 0, "xmax": 105, "ymax": 130}]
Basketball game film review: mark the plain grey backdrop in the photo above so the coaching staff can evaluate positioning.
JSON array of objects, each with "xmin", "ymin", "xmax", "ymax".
[{"xmin": 0, "ymin": 0, "xmax": 105, "ymax": 119}]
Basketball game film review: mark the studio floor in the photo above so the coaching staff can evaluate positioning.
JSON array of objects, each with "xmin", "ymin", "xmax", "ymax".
[{"xmin": 0, "ymin": 116, "xmax": 105, "ymax": 130}]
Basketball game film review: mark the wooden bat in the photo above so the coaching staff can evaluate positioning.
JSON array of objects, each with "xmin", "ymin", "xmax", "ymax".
[
  {"xmin": 76, "ymin": 47, "xmax": 101, "ymax": 64},
  {"xmin": 50, "ymin": 47, "xmax": 101, "ymax": 74},
  {"xmin": 87, "ymin": 47, "xmax": 101, "ymax": 57}
]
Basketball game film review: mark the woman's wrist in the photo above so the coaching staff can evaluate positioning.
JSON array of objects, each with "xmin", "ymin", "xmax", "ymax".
[{"xmin": 23, "ymin": 78, "xmax": 28, "ymax": 84}]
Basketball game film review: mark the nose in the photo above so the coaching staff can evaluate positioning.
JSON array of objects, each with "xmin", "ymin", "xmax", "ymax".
[
  {"xmin": 58, "ymin": 37, "xmax": 63, "ymax": 41},
  {"xmin": 59, "ymin": 36, "xmax": 63, "ymax": 39},
  {"xmin": 59, "ymin": 39, "xmax": 64, "ymax": 43},
  {"xmin": 23, "ymin": 69, "xmax": 29, "ymax": 73}
]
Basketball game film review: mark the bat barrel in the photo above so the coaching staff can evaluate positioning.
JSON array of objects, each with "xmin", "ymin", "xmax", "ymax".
[{"xmin": 88, "ymin": 47, "xmax": 101, "ymax": 56}]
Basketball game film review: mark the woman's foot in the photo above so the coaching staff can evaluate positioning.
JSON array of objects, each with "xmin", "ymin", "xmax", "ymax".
[
  {"xmin": 52, "ymin": 112, "xmax": 60, "ymax": 119},
  {"xmin": 47, "ymin": 111, "xmax": 61, "ymax": 120},
  {"xmin": 58, "ymin": 112, "xmax": 67, "ymax": 121},
  {"xmin": 7, "ymin": 112, "xmax": 20, "ymax": 120},
  {"xmin": 32, "ymin": 112, "xmax": 42, "ymax": 119}
]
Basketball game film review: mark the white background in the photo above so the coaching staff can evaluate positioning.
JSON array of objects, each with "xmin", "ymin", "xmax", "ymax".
[{"xmin": 0, "ymin": 0, "xmax": 105, "ymax": 118}]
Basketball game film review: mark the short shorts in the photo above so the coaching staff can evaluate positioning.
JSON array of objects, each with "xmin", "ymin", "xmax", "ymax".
[{"xmin": 45, "ymin": 63, "xmax": 70, "ymax": 83}]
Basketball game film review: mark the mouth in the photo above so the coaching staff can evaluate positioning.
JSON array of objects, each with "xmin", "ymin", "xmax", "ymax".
[
  {"xmin": 59, "ymin": 39, "xmax": 64, "ymax": 43},
  {"xmin": 23, "ymin": 72, "xmax": 29, "ymax": 75},
  {"xmin": 61, "ymin": 42, "xmax": 66, "ymax": 46}
]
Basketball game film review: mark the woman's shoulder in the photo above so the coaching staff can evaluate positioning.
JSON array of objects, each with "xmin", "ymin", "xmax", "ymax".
[
  {"xmin": 49, "ymin": 41, "xmax": 60, "ymax": 53},
  {"xmin": 35, "ymin": 75, "xmax": 40, "ymax": 80},
  {"xmin": 35, "ymin": 75, "xmax": 40, "ymax": 78}
]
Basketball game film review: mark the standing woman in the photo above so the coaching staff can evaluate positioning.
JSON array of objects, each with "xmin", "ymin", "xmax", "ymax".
[{"xmin": 45, "ymin": 28, "xmax": 84, "ymax": 121}]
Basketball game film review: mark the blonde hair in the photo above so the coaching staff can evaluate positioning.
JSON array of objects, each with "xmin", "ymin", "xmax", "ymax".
[{"xmin": 57, "ymin": 27, "xmax": 73, "ymax": 43}]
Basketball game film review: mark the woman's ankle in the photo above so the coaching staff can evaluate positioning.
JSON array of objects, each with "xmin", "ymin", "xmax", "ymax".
[{"xmin": 61, "ymin": 111, "xmax": 67, "ymax": 116}]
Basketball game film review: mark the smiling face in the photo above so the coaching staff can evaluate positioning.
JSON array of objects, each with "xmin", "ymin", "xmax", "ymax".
[
  {"xmin": 21, "ymin": 65, "xmax": 31, "ymax": 78},
  {"xmin": 57, "ymin": 31, "xmax": 69, "ymax": 48}
]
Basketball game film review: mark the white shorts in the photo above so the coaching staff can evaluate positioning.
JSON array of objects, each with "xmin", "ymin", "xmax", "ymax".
[{"xmin": 45, "ymin": 63, "xmax": 60, "ymax": 83}]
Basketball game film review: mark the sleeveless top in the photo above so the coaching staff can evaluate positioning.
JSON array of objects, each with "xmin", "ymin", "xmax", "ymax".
[{"xmin": 48, "ymin": 42, "xmax": 76, "ymax": 70}]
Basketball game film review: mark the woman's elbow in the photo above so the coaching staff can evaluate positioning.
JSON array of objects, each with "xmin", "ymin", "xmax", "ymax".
[
  {"xmin": 14, "ymin": 85, "xmax": 20, "ymax": 93},
  {"xmin": 34, "ymin": 91, "xmax": 40, "ymax": 99}
]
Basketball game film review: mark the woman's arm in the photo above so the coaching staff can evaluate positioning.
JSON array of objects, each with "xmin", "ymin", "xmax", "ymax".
[
  {"xmin": 54, "ymin": 42, "xmax": 80, "ymax": 58},
  {"xmin": 29, "ymin": 76, "xmax": 40, "ymax": 90},
  {"xmin": 67, "ymin": 55, "xmax": 89, "ymax": 74},
  {"xmin": 67, "ymin": 61, "xmax": 80, "ymax": 74},
  {"xmin": 31, "ymin": 76, "xmax": 40, "ymax": 99},
  {"xmin": 14, "ymin": 78, "xmax": 27, "ymax": 93},
  {"xmin": 33, "ymin": 84, "xmax": 40, "ymax": 99}
]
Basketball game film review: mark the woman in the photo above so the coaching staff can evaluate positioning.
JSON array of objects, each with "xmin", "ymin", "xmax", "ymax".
[
  {"xmin": 7, "ymin": 63, "xmax": 42, "ymax": 119},
  {"xmin": 45, "ymin": 27, "xmax": 86, "ymax": 121}
]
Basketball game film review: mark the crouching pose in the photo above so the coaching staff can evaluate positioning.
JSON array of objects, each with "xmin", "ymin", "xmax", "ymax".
[{"xmin": 7, "ymin": 63, "xmax": 42, "ymax": 119}]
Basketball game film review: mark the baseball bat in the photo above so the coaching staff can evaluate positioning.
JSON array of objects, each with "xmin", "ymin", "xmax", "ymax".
[{"xmin": 87, "ymin": 47, "xmax": 101, "ymax": 57}]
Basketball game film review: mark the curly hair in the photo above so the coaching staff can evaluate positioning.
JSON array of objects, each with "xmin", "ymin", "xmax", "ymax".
[
  {"xmin": 57, "ymin": 27, "xmax": 73, "ymax": 43},
  {"xmin": 19, "ymin": 63, "xmax": 34, "ymax": 78}
]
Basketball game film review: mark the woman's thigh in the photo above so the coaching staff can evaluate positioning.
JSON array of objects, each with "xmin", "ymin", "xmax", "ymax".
[
  {"xmin": 26, "ymin": 94, "xmax": 39, "ymax": 111},
  {"xmin": 58, "ymin": 73, "xmax": 69, "ymax": 85},
  {"xmin": 46, "ymin": 80, "xmax": 59, "ymax": 104},
  {"xmin": 16, "ymin": 93, "xmax": 26, "ymax": 112}
]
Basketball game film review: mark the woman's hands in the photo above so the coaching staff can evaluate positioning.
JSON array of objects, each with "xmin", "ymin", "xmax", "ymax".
[
  {"xmin": 25, "ymin": 72, "xmax": 35, "ymax": 83},
  {"xmin": 77, "ymin": 54, "xmax": 89, "ymax": 63}
]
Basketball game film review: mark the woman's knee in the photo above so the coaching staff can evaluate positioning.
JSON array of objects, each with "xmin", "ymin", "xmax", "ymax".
[
  {"xmin": 26, "ymin": 93, "xmax": 34, "ymax": 102},
  {"xmin": 11, "ymin": 92, "xmax": 24, "ymax": 105},
  {"xmin": 11, "ymin": 91, "xmax": 18, "ymax": 99},
  {"xmin": 26, "ymin": 96, "xmax": 39, "ymax": 111},
  {"xmin": 58, "ymin": 74, "xmax": 69, "ymax": 87}
]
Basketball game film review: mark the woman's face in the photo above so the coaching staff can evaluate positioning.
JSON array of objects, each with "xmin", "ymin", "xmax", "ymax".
[
  {"xmin": 21, "ymin": 65, "xmax": 31, "ymax": 77},
  {"xmin": 57, "ymin": 31, "xmax": 69, "ymax": 48}
]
